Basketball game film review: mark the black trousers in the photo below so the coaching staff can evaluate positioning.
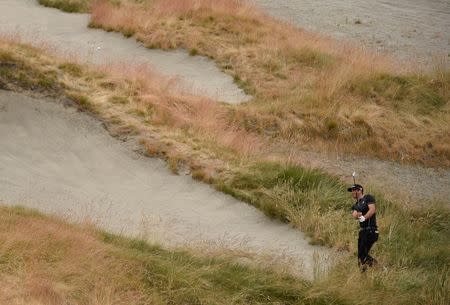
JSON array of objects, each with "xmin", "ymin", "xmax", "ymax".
[{"xmin": 358, "ymin": 229, "xmax": 378, "ymax": 265}]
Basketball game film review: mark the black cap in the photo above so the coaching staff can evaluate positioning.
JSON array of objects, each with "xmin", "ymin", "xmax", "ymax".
[{"xmin": 347, "ymin": 184, "xmax": 363, "ymax": 192}]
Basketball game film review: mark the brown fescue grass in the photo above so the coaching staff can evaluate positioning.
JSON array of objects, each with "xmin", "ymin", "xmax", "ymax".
[
  {"xmin": 82, "ymin": 0, "xmax": 450, "ymax": 167},
  {"xmin": 97, "ymin": 61, "xmax": 265, "ymax": 161},
  {"xmin": 0, "ymin": 207, "xmax": 148, "ymax": 305},
  {"xmin": 3, "ymin": 206, "xmax": 346, "ymax": 305}
]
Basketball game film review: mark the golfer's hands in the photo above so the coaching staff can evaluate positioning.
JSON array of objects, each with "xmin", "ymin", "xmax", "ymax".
[
  {"xmin": 358, "ymin": 215, "xmax": 366, "ymax": 222},
  {"xmin": 353, "ymin": 211, "xmax": 362, "ymax": 219}
]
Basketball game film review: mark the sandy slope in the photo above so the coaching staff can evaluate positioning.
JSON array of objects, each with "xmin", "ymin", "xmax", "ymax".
[{"xmin": 0, "ymin": 90, "xmax": 331, "ymax": 278}]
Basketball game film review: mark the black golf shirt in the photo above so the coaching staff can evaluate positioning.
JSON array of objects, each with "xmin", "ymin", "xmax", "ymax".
[{"xmin": 352, "ymin": 194, "xmax": 377, "ymax": 229}]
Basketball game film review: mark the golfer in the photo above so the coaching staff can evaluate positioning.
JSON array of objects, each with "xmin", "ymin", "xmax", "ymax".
[{"xmin": 349, "ymin": 184, "xmax": 378, "ymax": 271}]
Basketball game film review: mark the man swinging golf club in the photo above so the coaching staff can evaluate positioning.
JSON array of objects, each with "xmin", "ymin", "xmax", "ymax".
[{"xmin": 349, "ymin": 172, "xmax": 378, "ymax": 271}]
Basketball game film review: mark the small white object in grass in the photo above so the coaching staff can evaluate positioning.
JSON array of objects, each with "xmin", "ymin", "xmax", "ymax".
[{"xmin": 96, "ymin": 46, "xmax": 101, "ymax": 51}]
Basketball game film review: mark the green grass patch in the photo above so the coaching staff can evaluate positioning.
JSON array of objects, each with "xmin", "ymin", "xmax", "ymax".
[
  {"xmin": 216, "ymin": 162, "xmax": 347, "ymax": 221},
  {"xmin": 349, "ymin": 73, "xmax": 448, "ymax": 114}
]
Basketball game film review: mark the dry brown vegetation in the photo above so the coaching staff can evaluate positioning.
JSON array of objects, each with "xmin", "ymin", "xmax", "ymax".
[
  {"xmin": 83, "ymin": 0, "xmax": 450, "ymax": 167},
  {"xmin": 0, "ymin": 212, "xmax": 148, "ymax": 305},
  {"xmin": 2, "ymin": 206, "xmax": 341, "ymax": 305}
]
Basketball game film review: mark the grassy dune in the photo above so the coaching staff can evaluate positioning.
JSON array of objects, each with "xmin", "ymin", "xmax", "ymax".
[
  {"xmin": 38, "ymin": 0, "xmax": 450, "ymax": 167},
  {"xmin": 0, "ymin": 206, "xmax": 340, "ymax": 305},
  {"xmin": 1, "ymin": 38, "xmax": 449, "ymax": 305}
]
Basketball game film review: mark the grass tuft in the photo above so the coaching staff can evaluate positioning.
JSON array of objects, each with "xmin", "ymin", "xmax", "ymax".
[
  {"xmin": 189, "ymin": 48, "xmax": 198, "ymax": 56},
  {"xmin": 58, "ymin": 62, "xmax": 83, "ymax": 77},
  {"xmin": 38, "ymin": 0, "xmax": 90, "ymax": 13},
  {"xmin": 67, "ymin": 92, "xmax": 97, "ymax": 113},
  {"xmin": 285, "ymin": 47, "xmax": 335, "ymax": 68},
  {"xmin": 108, "ymin": 95, "xmax": 129, "ymax": 104},
  {"xmin": 0, "ymin": 50, "xmax": 60, "ymax": 93}
]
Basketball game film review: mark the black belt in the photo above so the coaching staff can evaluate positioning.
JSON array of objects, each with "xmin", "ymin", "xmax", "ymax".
[{"xmin": 360, "ymin": 227, "xmax": 378, "ymax": 232}]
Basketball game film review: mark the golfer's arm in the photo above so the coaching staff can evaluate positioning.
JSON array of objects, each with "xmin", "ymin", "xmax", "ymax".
[
  {"xmin": 364, "ymin": 203, "xmax": 376, "ymax": 219},
  {"xmin": 352, "ymin": 210, "xmax": 361, "ymax": 218}
]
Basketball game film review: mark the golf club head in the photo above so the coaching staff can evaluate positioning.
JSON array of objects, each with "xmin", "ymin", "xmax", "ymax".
[{"xmin": 352, "ymin": 171, "xmax": 357, "ymax": 184}]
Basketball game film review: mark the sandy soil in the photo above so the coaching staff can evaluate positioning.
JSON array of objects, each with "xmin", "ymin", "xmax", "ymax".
[
  {"xmin": 254, "ymin": 0, "xmax": 450, "ymax": 66},
  {"xmin": 0, "ymin": 0, "xmax": 249, "ymax": 103},
  {"xmin": 0, "ymin": 90, "xmax": 331, "ymax": 278}
]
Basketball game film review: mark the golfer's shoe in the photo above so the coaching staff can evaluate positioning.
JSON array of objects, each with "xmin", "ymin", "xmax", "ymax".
[{"xmin": 360, "ymin": 264, "xmax": 368, "ymax": 272}]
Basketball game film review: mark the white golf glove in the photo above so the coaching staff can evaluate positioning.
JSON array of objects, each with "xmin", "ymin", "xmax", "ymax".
[{"xmin": 359, "ymin": 215, "xmax": 366, "ymax": 222}]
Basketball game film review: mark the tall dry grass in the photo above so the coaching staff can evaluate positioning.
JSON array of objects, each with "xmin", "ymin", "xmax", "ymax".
[
  {"xmin": 85, "ymin": 0, "xmax": 450, "ymax": 167},
  {"xmin": 0, "ymin": 206, "xmax": 346, "ymax": 305},
  {"xmin": 96, "ymin": 60, "xmax": 266, "ymax": 159},
  {"xmin": 0, "ymin": 207, "xmax": 147, "ymax": 305}
]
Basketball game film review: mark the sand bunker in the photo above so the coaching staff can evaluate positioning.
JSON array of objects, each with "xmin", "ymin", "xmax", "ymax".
[
  {"xmin": 0, "ymin": 90, "xmax": 332, "ymax": 278},
  {"xmin": 255, "ymin": 0, "xmax": 449, "ymax": 65},
  {"xmin": 0, "ymin": 0, "xmax": 249, "ymax": 103}
]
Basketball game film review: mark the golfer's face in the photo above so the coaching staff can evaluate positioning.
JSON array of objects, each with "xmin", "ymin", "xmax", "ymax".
[{"xmin": 351, "ymin": 189, "xmax": 360, "ymax": 199}]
